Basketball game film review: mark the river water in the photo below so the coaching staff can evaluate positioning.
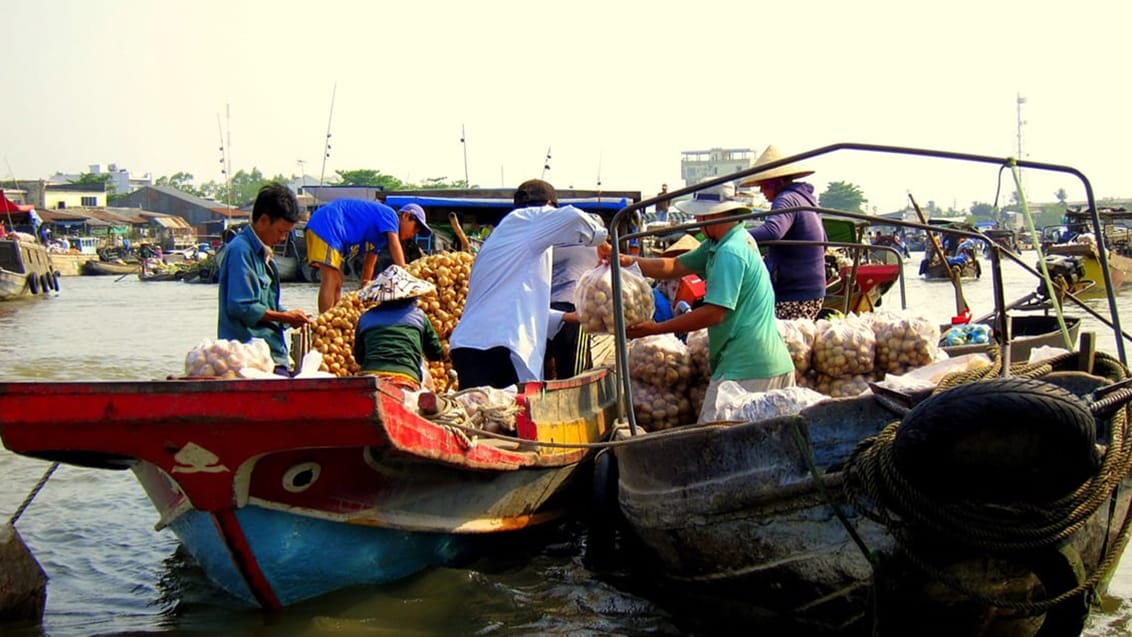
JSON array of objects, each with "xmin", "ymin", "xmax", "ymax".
[{"xmin": 1, "ymin": 257, "xmax": 1131, "ymax": 636}]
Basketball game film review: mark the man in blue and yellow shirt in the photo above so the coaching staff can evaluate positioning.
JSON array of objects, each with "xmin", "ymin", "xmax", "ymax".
[{"xmin": 218, "ymin": 183, "xmax": 313, "ymax": 374}]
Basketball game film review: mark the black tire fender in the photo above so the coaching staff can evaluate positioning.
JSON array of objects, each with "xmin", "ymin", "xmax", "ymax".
[
  {"xmin": 894, "ymin": 377, "xmax": 1099, "ymax": 503},
  {"xmin": 52, "ymin": 271, "xmax": 60, "ymax": 291},
  {"xmin": 27, "ymin": 273, "xmax": 39, "ymax": 294}
]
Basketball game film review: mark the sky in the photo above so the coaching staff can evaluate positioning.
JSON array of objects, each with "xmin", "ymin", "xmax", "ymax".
[{"xmin": 3, "ymin": 0, "xmax": 1130, "ymax": 213}]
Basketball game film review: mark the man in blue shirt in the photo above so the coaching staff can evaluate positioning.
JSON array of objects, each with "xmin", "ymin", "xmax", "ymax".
[
  {"xmin": 305, "ymin": 198, "xmax": 431, "ymax": 313},
  {"xmin": 218, "ymin": 183, "xmax": 313, "ymax": 374}
]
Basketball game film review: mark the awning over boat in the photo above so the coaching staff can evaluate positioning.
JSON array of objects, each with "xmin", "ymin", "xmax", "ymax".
[{"xmin": 0, "ymin": 189, "xmax": 34, "ymax": 213}]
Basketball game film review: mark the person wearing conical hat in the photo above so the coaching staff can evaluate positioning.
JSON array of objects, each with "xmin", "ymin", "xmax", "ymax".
[
  {"xmin": 739, "ymin": 145, "xmax": 827, "ymax": 320},
  {"xmin": 598, "ymin": 182, "xmax": 794, "ymax": 423},
  {"xmin": 354, "ymin": 264, "xmax": 444, "ymax": 391}
]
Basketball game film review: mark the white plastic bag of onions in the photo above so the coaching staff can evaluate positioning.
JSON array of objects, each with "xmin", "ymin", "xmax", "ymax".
[
  {"xmin": 776, "ymin": 318, "xmax": 816, "ymax": 380},
  {"xmin": 813, "ymin": 373, "xmax": 872, "ymax": 398},
  {"xmin": 685, "ymin": 328, "xmax": 711, "ymax": 382},
  {"xmin": 870, "ymin": 311, "xmax": 940, "ymax": 375},
  {"xmin": 628, "ymin": 333, "xmax": 695, "ymax": 391},
  {"xmin": 630, "ymin": 380, "xmax": 695, "ymax": 432},
  {"xmin": 184, "ymin": 338, "xmax": 275, "ymax": 378},
  {"xmin": 812, "ymin": 315, "xmax": 876, "ymax": 377},
  {"xmin": 573, "ymin": 264, "xmax": 655, "ymax": 333}
]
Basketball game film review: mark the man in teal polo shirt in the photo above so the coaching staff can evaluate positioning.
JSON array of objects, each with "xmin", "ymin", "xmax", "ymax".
[
  {"xmin": 598, "ymin": 181, "xmax": 793, "ymax": 422},
  {"xmin": 218, "ymin": 183, "xmax": 314, "ymax": 374}
]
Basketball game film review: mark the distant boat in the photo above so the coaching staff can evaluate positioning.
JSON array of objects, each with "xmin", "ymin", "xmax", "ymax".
[{"xmin": 81, "ymin": 259, "xmax": 139, "ymax": 276}]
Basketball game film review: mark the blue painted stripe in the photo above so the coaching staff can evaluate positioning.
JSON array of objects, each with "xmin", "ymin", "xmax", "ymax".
[{"xmin": 169, "ymin": 505, "xmax": 478, "ymax": 606}]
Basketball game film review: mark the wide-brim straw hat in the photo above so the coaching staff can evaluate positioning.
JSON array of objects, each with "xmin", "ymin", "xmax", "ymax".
[
  {"xmin": 661, "ymin": 234, "xmax": 701, "ymax": 257},
  {"xmin": 738, "ymin": 145, "xmax": 815, "ymax": 187},
  {"xmin": 358, "ymin": 264, "xmax": 435, "ymax": 303},
  {"xmin": 674, "ymin": 182, "xmax": 749, "ymax": 217}
]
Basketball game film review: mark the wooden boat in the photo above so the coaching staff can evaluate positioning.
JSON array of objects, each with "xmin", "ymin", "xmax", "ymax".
[
  {"xmin": 597, "ymin": 143, "xmax": 1132, "ymax": 636},
  {"xmin": 824, "ymin": 261, "xmax": 901, "ymax": 315},
  {"xmin": 1042, "ymin": 241, "xmax": 1132, "ymax": 296},
  {"xmin": 0, "ymin": 368, "xmax": 618, "ymax": 608},
  {"xmin": 611, "ymin": 365, "xmax": 1131, "ymax": 636},
  {"xmin": 0, "ymin": 236, "xmax": 59, "ymax": 300},
  {"xmin": 81, "ymin": 259, "xmax": 140, "ymax": 276},
  {"xmin": 919, "ymin": 251, "xmax": 981, "ymax": 280}
]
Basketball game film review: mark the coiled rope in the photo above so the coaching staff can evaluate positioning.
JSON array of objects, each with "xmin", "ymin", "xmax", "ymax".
[{"xmin": 843, "ymin": 350, "xmax": 1132, "ymax": 614}]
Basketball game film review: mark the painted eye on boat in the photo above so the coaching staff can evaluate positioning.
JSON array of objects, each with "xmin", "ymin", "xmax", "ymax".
[{"xmin": 282, "ymin": 462, "xmax": 321, "ymax": 493}]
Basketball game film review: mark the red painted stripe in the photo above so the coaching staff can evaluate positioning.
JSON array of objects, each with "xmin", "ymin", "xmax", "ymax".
[{"xmin": 213, "ymin": 511, "xmax": 281, "ymax": 610}]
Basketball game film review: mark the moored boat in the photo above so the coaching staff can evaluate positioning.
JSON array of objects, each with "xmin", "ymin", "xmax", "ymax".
[
  {"xmin": 0, "ymin": 368, "xmax": 618, "ymax": 608},
  {"xmin": 597, "ymin": 143, "xmax": 1132, "ymax": 636},
  {"xmin": 0, "ymin": 235, "xmax": 59, "ymax": 300},
  {"xmin": 81, "ymin": 259, "xmax": 140, "ymax": 276}
]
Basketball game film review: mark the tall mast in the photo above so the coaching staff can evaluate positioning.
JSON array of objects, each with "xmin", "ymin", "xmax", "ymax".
[{"xmin": 318, "ymin": 84, "xmax": 337, "ymax": 189}]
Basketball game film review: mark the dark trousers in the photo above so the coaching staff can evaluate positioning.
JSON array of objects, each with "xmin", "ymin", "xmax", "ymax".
[{"xmin": 450, "ymin": 346, "xmax": 520, "ymax": 390}]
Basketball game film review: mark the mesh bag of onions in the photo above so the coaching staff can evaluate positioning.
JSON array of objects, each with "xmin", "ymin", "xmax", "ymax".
[
  {"xmin": 184, "ymin": 338, "xmax": 275, "ymax": 378},
  {"xmin": 573, "ymin": 264, "xmax": 655, "ymax": 333}
]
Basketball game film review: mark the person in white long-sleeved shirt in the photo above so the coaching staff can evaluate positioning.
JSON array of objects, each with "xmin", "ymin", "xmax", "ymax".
[{"xmin": 449, "ymin": 179, "xmax": 609, "ymax": 389}]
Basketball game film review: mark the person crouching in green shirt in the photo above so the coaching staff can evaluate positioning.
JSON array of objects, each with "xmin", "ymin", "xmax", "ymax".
[
  {"xmin": 354, "ymin": 264, "xmax": 445, "ymax": 391},
  {"xmin": 217, "ymin": 182, "xmax": 314, "ymax": 375},
  {"xmin": 597, "ymin": 181, "xmax": 794, "ymax": 423}
]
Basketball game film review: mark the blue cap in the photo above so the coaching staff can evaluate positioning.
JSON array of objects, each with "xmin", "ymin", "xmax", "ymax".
[{"xmin": 399, "ymin": 203, "xmax": 432, "ymax": 236}]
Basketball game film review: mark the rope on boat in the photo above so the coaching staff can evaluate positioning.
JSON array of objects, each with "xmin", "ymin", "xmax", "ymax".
[
  {"xmin": 8, "ymin": 462, "xmax": 59, "ymax": 527},
  {"xmin": 842, "ymin": 350, "xmax": 1132, "ymax": 615},
  {"xmin": 421, "ymin": 388, "xmax": 525, "ymax": 449}
]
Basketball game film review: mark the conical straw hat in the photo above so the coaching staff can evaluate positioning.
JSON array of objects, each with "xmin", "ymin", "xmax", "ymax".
[
  {"xmin": 738, "ymin": 145, "xmax": 814, "ymax": 187},
  {"xmin": 358, "ymin": 264, "xmax": 435, "ymax": 303}
]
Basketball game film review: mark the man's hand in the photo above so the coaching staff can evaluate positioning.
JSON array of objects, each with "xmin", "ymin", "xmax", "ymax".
[
  {"xmin": 625, "ymin": 320, "xmax": 658, "ymax": 340},
  {"xmin": 278, "ymin": 309, "xmax": 314, "ymax": 328},
  {"xmin": 596, "ymin": 242, "xmax": 633, "ymax": 267}
]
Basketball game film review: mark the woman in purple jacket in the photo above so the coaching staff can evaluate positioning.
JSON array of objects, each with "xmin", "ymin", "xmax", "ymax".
[{"xmin": 740, "ymin": 145, "xmax": 827, "ymax": 320}]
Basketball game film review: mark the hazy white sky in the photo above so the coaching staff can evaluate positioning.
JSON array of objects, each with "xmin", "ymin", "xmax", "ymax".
[{"xmin": 3, "ymin": 0, "xmax": 1129, "ymax": 212}]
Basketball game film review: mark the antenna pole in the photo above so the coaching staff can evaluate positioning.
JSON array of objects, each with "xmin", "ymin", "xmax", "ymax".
[
  {"xmin": 540, "ymin": 146, "xmax": 551, "ymax": 180},
  {"xmin": 217, "ymin": 109, "xmax": 232, "ymax": 215},
  {"xmin": 461, "ymin": 124, "xmax": 470, "ymax": 188},
  {"xmin": 318, "ymin": 83, "xmax": 337, "ymax": 189}
]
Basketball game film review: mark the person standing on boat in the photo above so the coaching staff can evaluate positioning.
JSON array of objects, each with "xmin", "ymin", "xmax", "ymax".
[
  {"xmin": 354, "ymin": 264, "xmax": 444, "ymax": 392},
  {"xmin": 655, "ymin": 183, "xmax": 671, "ymax": 221},
  {"xmin": 218, "ymin": 182, "xmax": 314, "ymax": 375},
  {"xmin": 547, "ymin": 243, "xmax": 599, "ymax": 379},
  {"xmin": 305, "ymin": 198, "xmax": 431, "ymax": 314},
  {"xmin": 739, "ymin": 145, "xmax": 827, "ymax": 320},
  {"xmin": 449, "ymin": 179, "xmax": 609, "ymax": 389},
  {"xmin": 598, "ymin": 182, "xmax": 794, "ymax": 423}
]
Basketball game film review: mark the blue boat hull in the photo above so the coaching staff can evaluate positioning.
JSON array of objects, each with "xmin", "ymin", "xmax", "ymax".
[{"xmin": 169, "ymin": 505, "xmax": 477, "ymax": 606}]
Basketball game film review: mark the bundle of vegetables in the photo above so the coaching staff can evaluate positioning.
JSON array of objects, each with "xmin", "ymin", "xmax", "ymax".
[
  {"xmin": 627, "ymin": 334, "xmax": 696, "ymax": 431},
  {"xmin": 184, "ymin": 338, "xmax": 274, "ymax": 378},
  {"xmin": 574, "ymin": 264, "xmax": 655, "ymax": 333}
]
